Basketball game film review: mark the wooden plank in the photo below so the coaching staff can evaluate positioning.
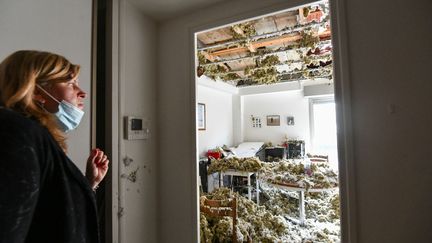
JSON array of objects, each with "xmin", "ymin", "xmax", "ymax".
[
  {"xmin": 201, "ymin": 51, "xmax": 216, "ymax": 62},
  {"xmin": 254, "ymin": 16, "xmax": 278, "ymax": 35},
  {"xmin": 197, "ymin": 28, "xmax": 235, "ymax": 45},
  {"xmin": 203, "ymin": 198, "xmax": 235, "ymax": 207},
  {"xmin": 247, "ymin": 43, "xmax": 257, "ymax": 52},
  {"xmin": 298, "ymin": 8, "xmax": 307, "ymax": 25},
  {"xmin": 200, "ymin": 206, "xmax": 233, "ymax": 217},
  {"xmin": 210, "ymin": 30, "xmax": 331, "ymax": 56},
  {"xmin": 197, "ymin": 32, "xmax": 213, "ymax": 45},
  {"xmin": 227, "ymin": 61, "xmax": 244, "ymax": 72},
  {"xmin": 254, "ymin": 33, "xmax": 301, "ymax": 48},
  {"xmin": 200, "ymin": 198, "xmax": 236, "ymax": 217},
  {"xmin": 218, "ymin": 27, "xmax": 234, "ymax": 41}
]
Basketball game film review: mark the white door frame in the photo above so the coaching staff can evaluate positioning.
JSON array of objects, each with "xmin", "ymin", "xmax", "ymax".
[{"xmin": 189, "ymin": 0, "xmax": 357, "ymax": 242}]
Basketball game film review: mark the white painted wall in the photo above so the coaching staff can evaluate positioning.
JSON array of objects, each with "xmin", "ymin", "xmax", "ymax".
[
  {"xmin": 243, "ymin": 90, "xmax": 311, "ymax": 149},
  {"xmin": 117, "ymin": 1, "xmax": 157, "ymax": 242},
  {"xmin": 232, "ymin": 94, "xmax": 243, "ymax": 145},
  {"xmin": 0, "ymin": 0, "xmax": 92, "ymax": 172},
  {"xmin": 197, "ymin": 84, "xmax": 234, "ymax": 157},
  {"xmin": 341, "ymin": 0, "xmax": 432, "ymax": 242}
]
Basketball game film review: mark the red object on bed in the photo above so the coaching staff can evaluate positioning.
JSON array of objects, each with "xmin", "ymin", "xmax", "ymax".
[{"xmin": 207, "ymin": 151, "xmax": 221, "ymax": 159}]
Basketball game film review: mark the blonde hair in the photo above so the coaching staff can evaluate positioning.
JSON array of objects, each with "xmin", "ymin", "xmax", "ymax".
[{"xmin": 0, "ymin": 50, "xmax": 81, "ymax": 151}]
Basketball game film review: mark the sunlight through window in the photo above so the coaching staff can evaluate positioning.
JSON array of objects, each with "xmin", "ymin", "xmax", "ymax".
[{"xmin": 311, "ymin": 99, "xmax": 338, "ymax": 169}]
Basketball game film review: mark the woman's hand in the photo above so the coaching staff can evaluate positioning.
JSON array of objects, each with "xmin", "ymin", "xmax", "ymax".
[{"xmin": 85, "ymin": 148, "xmax": 109, "ymax": 191}]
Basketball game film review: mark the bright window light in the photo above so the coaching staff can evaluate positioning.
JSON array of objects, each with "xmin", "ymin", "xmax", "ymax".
[{"xmin": 311, "ymin": 99, "xmax": 338, "ymax": 169}]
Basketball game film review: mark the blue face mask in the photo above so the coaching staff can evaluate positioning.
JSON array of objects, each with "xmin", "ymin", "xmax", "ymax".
[{"xmin": 36, "ymin": 84, "xmax": 84, "ymax": 133}]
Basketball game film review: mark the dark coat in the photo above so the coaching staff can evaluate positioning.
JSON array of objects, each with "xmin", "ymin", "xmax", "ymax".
[{"xmin": 0, "ymin": 108, "xmax": 100, "ymax": 243}]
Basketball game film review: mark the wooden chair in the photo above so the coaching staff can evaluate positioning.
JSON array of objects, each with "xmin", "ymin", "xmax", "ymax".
[
  {"xmin": 308, "ymin": 154, "xmax": 329, "ymax": 163},
  {"xmin": 309, "ymin": 157, "xmax": 328, "ymax": 163},
  {"xmin": 200, "ymin": 197, "xmax": 237, "ymax": 243}
]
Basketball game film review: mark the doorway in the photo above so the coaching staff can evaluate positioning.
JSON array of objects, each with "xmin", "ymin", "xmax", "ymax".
[{"xmin": 194, "ymin": 0, "xmax": 350, "ymax": 241}]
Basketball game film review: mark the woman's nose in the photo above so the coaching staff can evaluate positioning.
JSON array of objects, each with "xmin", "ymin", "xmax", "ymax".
[{"xmin": 77, "ymin": 87, "xmax": 87, "ymax": 98}]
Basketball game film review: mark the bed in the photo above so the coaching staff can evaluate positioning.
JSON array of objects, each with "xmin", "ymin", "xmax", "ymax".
[
  {"xmin": 204, "ymin": 142, "xmax": 265, "ymax": 194},
  {"xmin": 228, "ymin": 142, "xmax": 266, "ymax": 161}
]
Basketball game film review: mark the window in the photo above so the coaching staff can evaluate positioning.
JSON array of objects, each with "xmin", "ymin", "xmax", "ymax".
[{"xmin": 310, "ymin": 98, "xmax": 338, "ymax": 169}]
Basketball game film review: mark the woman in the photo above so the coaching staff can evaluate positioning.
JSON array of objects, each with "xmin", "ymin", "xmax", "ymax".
[{"xmin": 0, "ymin": 50, "xmax": 109, "ymax": 242}]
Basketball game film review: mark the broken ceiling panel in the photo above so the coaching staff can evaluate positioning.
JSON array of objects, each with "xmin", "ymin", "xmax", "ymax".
[
  {"xmin": 254, "ymin": 16, "xmax": 278, "ymax": 35},
  {"xmin": 273, "ymin": 12, "xmax": 298, "ymax": 30},
  {"xmin": 196, "ymin": 2, "xmax": 332, "ymax": 87}
]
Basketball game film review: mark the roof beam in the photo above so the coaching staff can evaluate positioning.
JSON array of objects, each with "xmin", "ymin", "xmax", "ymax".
[
  {"xmin": 200, "ymin": 40, "xmax": 332, "ymax": 66},
  {"xmin": 197, "ymin": 22, "xmax": 328, "ymax": 51},
  {"xmin": 209, "ymin": 29, "xmax": 331, "ymax": 56}
]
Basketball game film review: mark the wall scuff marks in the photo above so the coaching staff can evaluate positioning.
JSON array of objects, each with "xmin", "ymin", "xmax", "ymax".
[{"xmin": 123, "ymin": 156, "xmax": 134, "ymax": 166}]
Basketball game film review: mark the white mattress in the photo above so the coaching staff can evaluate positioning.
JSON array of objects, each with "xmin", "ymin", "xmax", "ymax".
[{"xmin": 230, "ymin": 142, "xmax": 264, "ymax": 158}]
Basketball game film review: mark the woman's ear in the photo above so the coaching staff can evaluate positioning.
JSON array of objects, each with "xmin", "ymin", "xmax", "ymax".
[
  {"xmin": 33, "ymin": 93, "xmax": 46, "ymax": 105},
  {"xmin": 33, "ymin": 84, "xmax": 46, "ymax": 104}
]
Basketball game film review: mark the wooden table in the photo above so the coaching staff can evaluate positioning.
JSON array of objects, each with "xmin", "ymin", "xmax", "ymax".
[{"xmin": 219, "ymin": 170, "xmax": 259, "ymax": 204}]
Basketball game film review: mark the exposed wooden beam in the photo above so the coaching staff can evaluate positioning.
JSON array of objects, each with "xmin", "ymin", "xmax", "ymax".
[
  {"xmin": 197, "ymin": 21, "xmax": 327, "ymax": 51},
  {"xmin": 220, "ymin": 66, "xmax": 333, "ymax": 84},
  {"xmin": 247, "ymin": 43, "xmax": 257, "ymax": 53},
  {"xmin": 253, "ymin": 34, "xmax": 301, "ymax": 49},
  {"xmin": 200, "ymin": 51, "xmax": 216, "ymax": 62},
  {"xmin": 221, "ymin": 53, "xmax": 333, "ymax": 75},
  {"xmin": 232, "ymin": 25, "xmax": 245, "ymax": 37},
  {"xmin": 209, "ymin": 30, "xmax": 331, "ymax": 56},
  {"xmin": 200, "ymin": 40, "xmax": 332, "ymax": 66}
]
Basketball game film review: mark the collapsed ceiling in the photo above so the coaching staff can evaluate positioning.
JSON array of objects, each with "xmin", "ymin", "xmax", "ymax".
[{"xmin": 196, "ymin": 2, "xmax": 333, "ymax": 87}]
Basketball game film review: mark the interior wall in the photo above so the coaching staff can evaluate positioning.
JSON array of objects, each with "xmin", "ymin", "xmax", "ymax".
[
  {"xmin": 243, "ymin": 90, "xmax": 311, "ymax": 149},
  {"xmin": 118, "ymin": 1, "xmax": 157, "ymax": 242},
  {"xmin": 343, "ymin": 0, "xmax": 432, "ymax": 242},
  {"xmin": 232, "ymin": 94, "xmax": 244, "ymax": 145},
  {"xmin": 197, "ymin": 84, "xmax": 234, "ymax": 157},
  {"xmin": 0, "ymin": 0, "xmax": 92, "ymax": 172}
]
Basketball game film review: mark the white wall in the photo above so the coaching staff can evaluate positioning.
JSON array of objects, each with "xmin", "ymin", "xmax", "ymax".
[
  {"xmin": 341, "ymin": 0, "xmax": 432, "ymax": 242},
  {"xmin": 197, "ymin": 84, "xmax": 234, "ymax": 157},
  {"xmin": 117, "ymin": 1, "xmax": 158, "ymax": 242},
  {"xmin": 243, "ymin": 90, "xmax": 310, "ymax": 149},
  {"xmin": 232, "ymin": 94, "xmax": 243, "ymax": 145},
  {"xmin": 0, "ymin": 0, "xmax": 92, "ymax": 172}
]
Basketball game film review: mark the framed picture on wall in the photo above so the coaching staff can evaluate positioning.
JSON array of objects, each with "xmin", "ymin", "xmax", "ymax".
[
  {"xmin": 197, "ymin": 103, "xmax": 206, "ymax": 130},
  {"xmin": 287, "ymin": 116, "xmax": 295, "ymax": 126},
  {"xmin": 266, "ymin": 115, "xmax": 280, "ymax": 126}
]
